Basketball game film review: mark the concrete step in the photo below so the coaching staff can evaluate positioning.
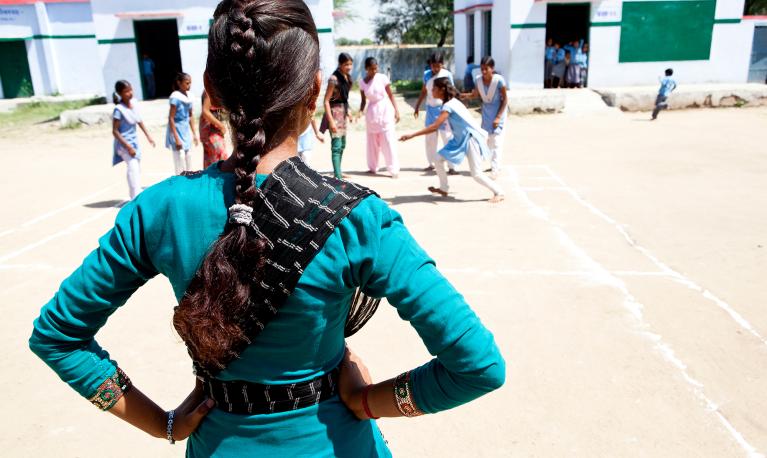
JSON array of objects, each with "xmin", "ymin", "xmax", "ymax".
[{"xmin": 560, "ymin": 88, "xmax": 618, "ymax": 116}]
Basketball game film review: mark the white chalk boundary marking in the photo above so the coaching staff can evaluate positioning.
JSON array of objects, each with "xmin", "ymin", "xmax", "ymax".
[
  {"xmin": 0, "ymin": 185, "xmax": 117, "ymax": 238},
  {"xmin": 508, "ymin": 166, "xmax": 763, "ymax": 457},
  {"xmin": 0, "ymin": 203, "xmax": 122, "ymax": 264},
  {"xmin": 537, "ymin": 165, "xmax": 767, "ymax": 348}
]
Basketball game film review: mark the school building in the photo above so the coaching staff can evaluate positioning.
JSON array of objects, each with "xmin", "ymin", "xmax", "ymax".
[
  {"xmin": 453, "ymin": 0, "xmax": 760, "ymax": 88},
  {"xmin": 0, "ymin": 0, "xmax": 336, "ymax": 100}
]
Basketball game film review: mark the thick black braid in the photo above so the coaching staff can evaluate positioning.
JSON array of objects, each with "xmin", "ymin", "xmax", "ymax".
[{"xmin": 173, "ymin": 0, "xmax": 321, "ymax": 372}]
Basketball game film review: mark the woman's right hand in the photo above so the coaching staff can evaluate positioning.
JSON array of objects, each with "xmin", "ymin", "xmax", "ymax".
[
  {"xmin": 329, "ymin": 123, "xmax": 338, "ymax": 135},
  {"xmin": 338, "ymin": 346, "xmax": 373, "ymax": 420},
  {"xmin": 168, "ymin": 380, "xmax": 216, "ymax": 441},
  {"xmin": 128, "ymin": 146, "xmax": 137, "ymax": 157},
  {"xmin": 175, "ymin": 138, "xmax": 183, "ymax": 150}
]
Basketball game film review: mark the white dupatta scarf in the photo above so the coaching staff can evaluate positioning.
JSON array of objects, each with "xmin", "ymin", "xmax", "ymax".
[{"xmin": 476, "ymin": 74, "xmax": 502, "ymax": 104}]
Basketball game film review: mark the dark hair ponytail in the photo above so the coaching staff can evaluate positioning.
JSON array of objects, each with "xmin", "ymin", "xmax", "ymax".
[
  {"xmin": 432, "ymin": 76, "xmax": 459, "ymax": 103},
  {"xmin": 338, "ymin": 52, "xmax": 353, "ymax": 65},
  {"xmin": 173, "ymin": 72, "xmax": 191, "ymax": 91},
  {"xmin": 173, "ymin": 0, "xmax": 320, "ymax": 371},
  {"xmin": 113, "ymin": 80, "xmax": 130, "ymax": 104}
]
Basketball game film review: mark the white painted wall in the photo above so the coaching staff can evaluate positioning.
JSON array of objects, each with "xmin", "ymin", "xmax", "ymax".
[
  {"xmin": 305, "ymin": 0, "xmax": 336, "ymax": 81},
  {"xmin": 509, "ymin": 0, "xmax": 546, "ymax": 88},
  {"xmin": 92, "ymin": 0, "xmax": 335, "ymax": 100},
  {"xmin": 454, "ymin": 1, "xmax": 512, "ymax": 85},
  {"xmin": 45, "ymin": 2, "xmax": 103, "ymax": 95},
  {"xmin": 457, "ymin": 0, "xmax": 755, "ymax": 88}
]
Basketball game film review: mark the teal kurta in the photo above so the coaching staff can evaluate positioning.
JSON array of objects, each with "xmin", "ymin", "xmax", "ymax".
[{"xmin": 29, "ymin": 161, "xmax": 505, "ymax": 457}]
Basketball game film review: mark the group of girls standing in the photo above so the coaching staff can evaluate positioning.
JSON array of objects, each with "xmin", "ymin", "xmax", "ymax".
[
  {"xmin": 112, "ymin": 53, "xmax": 506, "ymax": 204},
  {"xmin": 320, "ymin": 53, "xmax": 400, "ymax": 179},
  {"xmin": 111, "ymin": 73, "xmax": 231, "ymax": 200}
]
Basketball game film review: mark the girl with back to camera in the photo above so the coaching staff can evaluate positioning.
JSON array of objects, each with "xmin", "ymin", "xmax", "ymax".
[
  {"xmin": 29, "ymin": 1, "xmax": 505, "ymax": 456},
  {"xmin": 112, "ymin": 80, "xmax": 155, "ymax": 200},
  {"xmin": 166, "ymin": 72, "xmax": 199, "ymax": 174},
  {"xmin": 401, "ymin": 77, "xmax": 505, "ymax": 203},
  {"xmin": 321, "ymin": 52, "xmax": 354, "ymax": 179},
  {"xmin": 359, "ymin": 56, "xmax": 400, "ymax": 178}
]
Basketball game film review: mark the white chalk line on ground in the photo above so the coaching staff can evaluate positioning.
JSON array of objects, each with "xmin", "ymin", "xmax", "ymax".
[
  {"xmin": 0, "ymin": 203, "xmax": 123, "ymax": 264},
  {"xmin": 0, "ymin": 185, "xmax": 117, "ymax": 238},
  {"xmin": 538, "ymin": 165, "xmax": 767, "ymax": 348},
  {"xmin": 507, "ymin": 167, "xmax": 763, "ymax": 457}
]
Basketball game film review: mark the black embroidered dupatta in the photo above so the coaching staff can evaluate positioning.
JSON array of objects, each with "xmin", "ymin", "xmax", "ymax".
[{"xmin": 193, "ymin": 157, "xmax": 381, "ymax": 377}]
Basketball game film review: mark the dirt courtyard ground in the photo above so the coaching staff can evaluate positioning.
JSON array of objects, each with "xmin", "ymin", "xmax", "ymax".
[{"xmin": 1, "ymin": 104, "xmax": 766, "ymax": 457}]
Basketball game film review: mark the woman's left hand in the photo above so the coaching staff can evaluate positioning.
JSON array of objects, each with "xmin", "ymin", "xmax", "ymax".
[
  {"xmin": 149, "ymin": 138, "xmax": 156, "ymax": 148},
  {"xmin": 338, "ymin": 346, "xmax": 373, "ymax": 420},
  {"xmin": 493, "ymin": 118, "xmax": 501, "ymax": 129},
  {"xmin": 399, "ymin": 133, "xmax": 412, "ymax": 142},
  {"xmin": 168, "ymin": 380, "xmax": 215, "ymax": 441},
  {"xmin": 193, "ymin": 136, "xmax": 200, "ymax": 147},
  {"xmin": 394, "ymin": 111, "xmax": 401, "ymax": 123}
]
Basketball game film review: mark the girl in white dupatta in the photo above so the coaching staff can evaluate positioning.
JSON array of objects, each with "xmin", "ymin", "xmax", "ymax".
[
  {"xmin": 461, "ymin": 56, "xmax": 508, "ymax": 179},
  {"xmin": 112, "ymin": 80, "xmax": 155, "ymax": 200}
]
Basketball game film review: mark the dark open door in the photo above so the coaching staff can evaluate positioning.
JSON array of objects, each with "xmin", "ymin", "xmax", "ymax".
[
  {"xmin": 0, "ymin": 40, "xmax": 33, "ymax": 98},
  {"xmin": 134, "ymin": 19, "xmax": 183, "ymax": 99}
]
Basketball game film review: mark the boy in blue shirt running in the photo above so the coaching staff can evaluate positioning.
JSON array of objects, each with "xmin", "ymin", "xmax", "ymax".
[{"xmin": 652, "ymin": 68, "xmax": 677, "ymax": 120}]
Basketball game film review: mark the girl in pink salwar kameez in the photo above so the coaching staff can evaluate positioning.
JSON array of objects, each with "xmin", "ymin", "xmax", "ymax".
[{"xmin": 359, "ymin": 57, "xmax": 400, "ymax": 178}]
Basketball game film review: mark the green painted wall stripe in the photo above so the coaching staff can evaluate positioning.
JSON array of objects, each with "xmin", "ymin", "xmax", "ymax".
[
  {"xmin": 590, "ymin": 21, "xmax": 622, "ymax": 27},
  {"xmin": 97, "ymin": 37, "xmax": 136, "ymax": 44},
  {"xmin": 1, "ymin": 34, "xmax": 96, "ymax": 41},
  {"xmin": 179, "ymin": 34, "xmax": 208, "ymax": 40},
  {"xmin": 33, "ymin": 34, "xmax": 96, "ymax": 40},
  {"xmin": 317, "ymin": 27, "xmax": 332, "ymax": 33},
  {"xmin": 511, "ymin": 23, "xmax": 546, "ymax": 29},
  {"xmin": 714, "ymin": 18, "xmax": 741, "ymax": 24}
]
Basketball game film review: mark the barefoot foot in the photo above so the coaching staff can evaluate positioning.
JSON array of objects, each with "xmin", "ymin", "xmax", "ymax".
[
  {"xmin": 428, "ymin": 186, "xmax": 448, "ymax": 197},
  {"xmin": 488, "ymin": 194, "xmax": 505, "ymax": 203}
]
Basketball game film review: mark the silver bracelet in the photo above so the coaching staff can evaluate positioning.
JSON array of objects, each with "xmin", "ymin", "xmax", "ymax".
[{"xmin": 166, "ymin": 409, "xmax": 175, "ymax": 444}]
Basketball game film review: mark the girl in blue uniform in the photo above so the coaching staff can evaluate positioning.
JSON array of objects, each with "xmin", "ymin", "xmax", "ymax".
[
  {"xmin": 165, "ymin": 72, "xmax": 199, "ymax": 174},
  {"xmin": 297, "ymin": 118, "xmax": 323, "ymax": 167},
  {"xmin": 413, "ymin": 52, "xmax": 457, "ymax": 174},
  {"xmin": 461, "ymin": 56, "xmax": 508, "ymax": 179},
  {"xmin": 29, "ymin": 1, "xmax": 505, "ymax": 456},
  {"xmin": 401, "ymin": 77, "xmax": 505, "ymax": 203},
  {"xmin": 112, "ymin": 80, "xmax": 155, "ymax": 200}
]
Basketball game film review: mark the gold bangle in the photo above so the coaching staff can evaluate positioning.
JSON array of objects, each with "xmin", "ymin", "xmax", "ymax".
[
  {"xmin": 89, "ymin": 367, "xmax": 132, "ymax": 411},
  {"xmin": 393, "ymin": 371, "xmax": 424, "ymax": 417}
]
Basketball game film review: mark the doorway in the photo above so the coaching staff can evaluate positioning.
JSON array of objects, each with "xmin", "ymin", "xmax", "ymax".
[
  {"xmin": 0, "ymin": 40, "xmax": 33, "ymax": 98},
  {"xmin": 133, "ymin": 19, "xmax": 183, "ymax": 99},
  {"xmin": 545, "ymin": 3, "xmax": 590, "ymax": 87},
  {"xmin": 748, "ymin": 26, "xmax": 767, "ymax": 84}
]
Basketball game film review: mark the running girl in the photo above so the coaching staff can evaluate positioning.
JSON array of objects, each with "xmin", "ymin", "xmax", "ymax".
[
  {"xmin": 165, "ymin": 72, "xmax": 199, "ymax": 174},
  {"xmin": 359, "ymin": 57, "xmax": 400, "ymax": 178},
  {"xmin": 321, "ymin": 52, "xmax": 353, "ymax": 179},
  {"xmin": 401, "ymin": 77, "xmax": 505, "ymax": 203},
  {"xmin": 461, "ymin": 56, "xmax": 507, "ymax": 179},
  {"xmin": 111, "ymin": 80, "xmax": 155, "ymax": 200},
  {"xmin": 200, "ymin": 89, "xmax": 229, "ymax": 168}
]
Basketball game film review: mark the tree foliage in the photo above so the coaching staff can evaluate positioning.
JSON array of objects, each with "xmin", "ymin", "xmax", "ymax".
[
  {"xmin": 334, "ymin": 0, "xmax": 359, "ymax": 25},
  {"xmin": 373, "ymin": 0, "xmax": 453, "ymax": 47},
  {"xmin": 745, "ymin": 0, "xmax": 767, "ymax": 14}
]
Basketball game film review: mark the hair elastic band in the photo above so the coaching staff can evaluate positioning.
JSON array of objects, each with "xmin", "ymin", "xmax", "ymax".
[{"xmin": 228, "ymin": 204, "xmax": 254, "ymax": 226}]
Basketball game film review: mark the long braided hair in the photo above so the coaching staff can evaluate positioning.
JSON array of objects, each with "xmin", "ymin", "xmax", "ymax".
[{"xmin": 172, "ymin": 0, "xmax": 320, "ymax": 371}]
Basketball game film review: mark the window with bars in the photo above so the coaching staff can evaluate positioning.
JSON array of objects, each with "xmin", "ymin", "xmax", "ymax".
[
  {"xmin": 482, "ymin": 10, "xmax": 492, "ymax": 57},
  {"xmin": 467, "ymin": 13, "xmax": 475, "ymax": 59}
]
